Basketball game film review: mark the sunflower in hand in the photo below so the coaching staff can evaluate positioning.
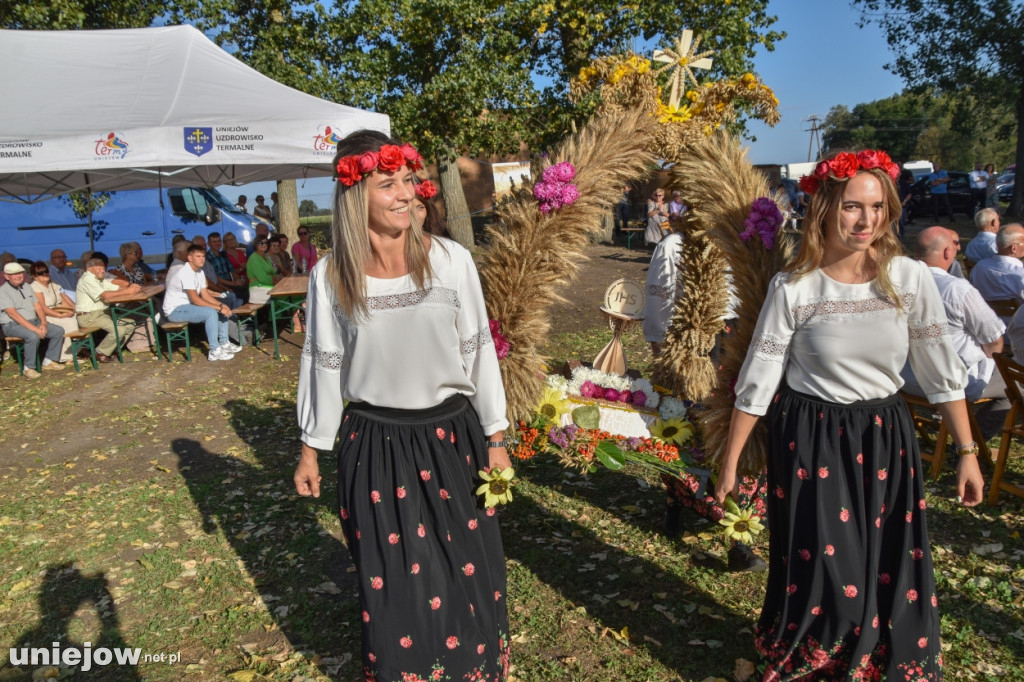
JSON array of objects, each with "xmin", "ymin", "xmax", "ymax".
[{"xmin": 476, "ymin": 467, "xmax": 515, "ymax": 508}]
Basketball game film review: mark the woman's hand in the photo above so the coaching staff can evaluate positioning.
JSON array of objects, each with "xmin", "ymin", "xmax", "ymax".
[
  {"xmin": 294, "ymin": 444, "xmax": 322, "ymax": 498},
  {"xmin": 714, "ymin": 466, "xmax": 739, "ymax": 505},
  {"xmin": 956, "ymin": 454, "xmax": 984, "ymax": 507},
  {"xmin": 487, "ymin": 445, "xmax": 512, "ymax": 473}
]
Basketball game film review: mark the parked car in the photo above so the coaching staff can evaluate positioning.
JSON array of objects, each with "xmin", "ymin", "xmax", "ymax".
[
  {"xmin": 997, "ymin": 172, "xmax": 1016, "ymax": 202},
  {"xmin": 908, "ymin": 171, "xmax": 974, "ymax": 220}
]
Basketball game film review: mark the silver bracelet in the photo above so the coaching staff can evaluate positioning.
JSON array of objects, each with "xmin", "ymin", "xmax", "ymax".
[{"xmin": 485, "ymin": 440, "xmax": 507, "ymax": 449}]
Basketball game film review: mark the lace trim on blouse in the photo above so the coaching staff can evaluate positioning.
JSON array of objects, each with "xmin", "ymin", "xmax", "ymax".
[
  {"xmin": 366, "ymin": 286, "xmax": 460, "ymax": 313},
  {"xmin": 908, "ymin": 321, "xmax": 949, "ymax": 346},
  {"xmin": 648, "ymin": 284, "xmax": 674, "ymax": 299},
  {"xmin": 792, "ymin": 292, "xmax": 916, "ymax": 326},
  {"xmin": 301, "ymin": 338, "xmax": 348, "ymax": 372},
  {"xmin": 460, "ymin": 323, "xmax": 493, "ymax": 356},
  {"xmin": 751, "ymin": 332, "xmax": 789, "ymax": 362}
]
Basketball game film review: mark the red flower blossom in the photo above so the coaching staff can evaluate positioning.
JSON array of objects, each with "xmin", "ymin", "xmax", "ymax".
[
  {"xmin": 417, "ymin": 524, "xmax": 426, "ymax": 537},
  {"xmin": 494, "ymin": 590, "xmax": 501, "ymax": 601},
  {"xmin": 363, "ymin": 610, "xmax": 370, "ymax": 622},
  {"xmin": 439, "ymin": 488, "xmax": 450, "ymax": 500},
  {"xmin": 430, "ymin": 596, "xmax": 441, "ymax": 610},
  {"xmin": 399, "ymin": 143, "xmax": 423, "ymax": 170},
  {"xmin": 811, "ymin": 606, "xmax": 822, "ymax": 615},
  {"xmin": 396, "ymin": 486, "xmax": 406, "ymax": 499},
  {"xmin": 931, "ymin": 594, "xmax": 938, "ymax": 607},
  {"xmin": 844, "ymin": 584, "xmax": 858, "ymax": 598},
  {"xmin": 800, "ymin": 549, "xmax": 811, "ymax": 561},
  {"xmin": 400, "ymin": 636, "xmax": 413, "ymax": 648},
  {"xmin": 825, "ymin": 544, "xmax": 835, "ymax": 556},
  {"xmin": 463, "ymin": 563, "xmax": 475, "ymax": 576},
  {"xmin": 371, "ymin": 576, "xmax": 383, "ymax": 590},
  {"xmin": 335, "ymin": 156, "xmax": 362, "ymax": 186},
  {"xmin": 912, "ymin": 547, "xmax": 923, "ymax": 559},
  {"xmin": 388, "ymin": 533, "xmax": 400, "ymax": 545},
  {"xmin": 839, "ymin": 508, "xmax": 850, "ymax": 522},
  {"xmin": 477, "ymin": 644, "xmax": 486, "ymax": 655},
  {"xmin": 818, "ymin": 467, "xmax": 829, "ymax": 479},
  {"xmin": 918, "ymin": 498, "xmax": 926, "ymax": 510},
  {"xmin": 856, "ymin": 453, "xmax": 863, "ymax": 464},
  {"xmin": 420, "ymin": 470, "xmax": 431, "ymax": 481},
  {"xmin": 905, "ymin": 511, "xmax": 913, "ymax": 522},
  {"xmin": 468, "ymin": 519, "xmax": 478, "ymax": 530},
  {"xmin": 787, "ymin": 584, "xmax": 798, "ymax": 594},
  {"xmin": 356, "ymin": 151, "xmax": 380, "ymax": 173},
  {"xmin": 917, "ymin": 637, "xmax": 928, "ymax": 648},
  {"xmin": 446, "ymin": 636, "xmax": 459, "ymax": 649},
  {"xmin": 340, "ymin": 507, "xmax": 348, "ymax": 520},
  {"xmin": 377, "ymin": 144, "xmax": 406, "ymax": 172},
  {"xmin": 872, "ymin": 615, "xmax": 879, "ymax": 628},
  {"xmin": 877, "ymin": 468, "xmax": 887, "ymax": 480},
  {"xmin": 797, "ymin": 468, "xmax": 809, "ymax": 480},
  {"xmin": 436, "ymin": 427, "xmax": 446, "ymax": 440},
  {"xmin": 830, "ymin": 152, "xmax": 859, "ymax": 178},
  {"xmin": 906, "ymin": 589, "xmax": 918, "ymax": 602},
  {"xmin": 371, "ymin": 490, "xmax": 381, "ymax": 503},
  {"xmin": 879, "ymin": 572, "xmax": 891, "ymax": 585},
  {"xmin": 415, "ymin": 180, "xmax": 438, "ymax": 199},
  {"xmin": 411, "ymin": 563, "xmax": 420, "ymax": 574}
]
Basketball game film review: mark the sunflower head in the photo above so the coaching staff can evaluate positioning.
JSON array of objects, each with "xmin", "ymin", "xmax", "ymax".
[
  {"xmin": 536, "ymin": 386, "xmax": 571, "ymax": 423},
  {"xmin": 649, "ymin": 417, "xmax": 694, "ymax": 446},
  {"xmin": 718, "ymin": 508, "xmax": 764, "ymax": 545},
  {"xmin": 476, "ymin": 467, "xmax": 515, "ymax": 508}
]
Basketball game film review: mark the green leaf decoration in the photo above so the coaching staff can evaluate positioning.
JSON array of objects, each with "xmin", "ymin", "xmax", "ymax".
[
  {"xmin": 572, "ymin": 405, "xmax": 601, "ymax": 430},
  {"xmin": 595, "ymin": 441, "xmax": 626, "ymax": 470},
  {"xmin": 723, "ymin": 496, "xmax": 740, "ymax": 515}
]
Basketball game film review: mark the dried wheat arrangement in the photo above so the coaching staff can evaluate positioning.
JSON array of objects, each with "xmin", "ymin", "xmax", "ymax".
[
  {"xmin": 666, "ymin": 132, "xmax": 795, "ymax": 474},
  {"xmin": 478, "ymin": 108, "xmax": 659, "ymax": 422}
]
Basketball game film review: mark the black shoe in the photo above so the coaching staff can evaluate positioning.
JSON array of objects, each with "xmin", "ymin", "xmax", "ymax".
[
  {"xmin": 662, "ymin": 501, "xmax": 683, "ymax": 538},
  {"xmin": 728, "ymin": 543, "xmax": 766, "ymax": 573}
]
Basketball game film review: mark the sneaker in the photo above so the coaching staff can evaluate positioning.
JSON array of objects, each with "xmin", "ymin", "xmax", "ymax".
[
  {"xmin": 41, "ymin": 360, "xmax": 67, "ymax": 371},
  {"xmin": 222, "ymin": 342, "xmax": 243, "ymax": 353},
  {"xmin": 23, "ymin": 368, "xmax": 41, "ymax": 379},
  {"xmin": 727, "ymin": 542, "xmax": 767, "ymax": 573},
  {"xmin": 208, "ymin": 346, "xmax": 232, "ymax": 361}
]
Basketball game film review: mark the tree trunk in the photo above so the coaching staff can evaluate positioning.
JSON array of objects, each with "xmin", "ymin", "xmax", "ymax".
[
  {"xmin": 1010, "ymin": 92, "xmax": 1024, "ymax": 219},
  {"xmin": 276, "ymin": 178, "xmax": 300, "ymax": 242},
  {"xmin": 438, "ymin": 152, "xmax": 474, "ymax": 249}
]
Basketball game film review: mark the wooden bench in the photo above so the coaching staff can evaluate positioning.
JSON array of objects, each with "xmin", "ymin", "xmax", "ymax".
[
  {"xmin": 65, "ymin": 326, "xmax": 101, "ymax": 371},
  {"xmin": 231, "ymin": 303, "xmax": 264, "ymax": 348},
  {"xmin": 990, "ymin": 355, "xmax": 1024, "ymax": 504},
  {"xmin": 621, "ymin": 226, "xmax": 646, "ymax": 251},
  {"xmin": 3, "ymin": 336, "xmax": 31, "ymax": 375},
  {"xmin": 158, "ymin": 320, "xmax": 192, "ymax": 362}
]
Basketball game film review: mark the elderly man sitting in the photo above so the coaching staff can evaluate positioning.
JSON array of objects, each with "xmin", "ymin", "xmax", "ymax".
[
  {"xmin": 966, "ymin": 207, "xmax": 1000, "ymax": 265},
  {"xmin": 75, "ymin": 257, "xmax": 141, "ymax": 363},
  {"xmin": 969, "ymin": 223, "xmax": 1024, "ymax": 314},
  {"xmin": 48, "ymin": 249, "xmax": 79, "ymax": 302},
  {"xmin": 163, "ymin": 244, "xmax": 242, "ymax": 361},
  {"xmin": 1, "ymin": 262, "xmax": 66, "ymax": 378},
  {"xmin": 903, "ymin": 226, "xmax": 1008, "ymax": 438}
]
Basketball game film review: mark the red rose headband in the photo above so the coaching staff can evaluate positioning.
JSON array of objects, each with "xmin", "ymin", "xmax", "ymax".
[
  {"xmin": 415, "ymin": 180, "xmax": 437, "ymax": 199},
  {"xmin": 335, "ymin": 143, "xmax": 424, "ymax": 187},
  {"xmin": 798, "ymin": 150, "xmax": 900, "ymax": 195}
]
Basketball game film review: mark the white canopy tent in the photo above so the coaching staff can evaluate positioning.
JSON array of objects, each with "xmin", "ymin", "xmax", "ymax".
[{"xmin": 0, "ymin": 25, "xmax": 389, "ymax": 203}]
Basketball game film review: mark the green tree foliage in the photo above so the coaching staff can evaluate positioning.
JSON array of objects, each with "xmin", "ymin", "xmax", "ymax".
[
  {"xmin": 0, "ymin": 0, "xmax": 163, "ymax": 29},
  {"xmin": 854, "ymin": 0, "xmax": 1024, "ymax": 214},
  {"xmin": 298, "ymin": 199, "xmax": 319, "ymax": 217}
]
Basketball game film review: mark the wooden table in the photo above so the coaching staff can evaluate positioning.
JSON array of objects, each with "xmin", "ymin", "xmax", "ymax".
[
  {"xmin": 268, "ymin": 275, "xmax": 309, "ymax": 359},
  {"xmin": 110, "ymin": 284, "xmax": 165, "ymax": 362}
]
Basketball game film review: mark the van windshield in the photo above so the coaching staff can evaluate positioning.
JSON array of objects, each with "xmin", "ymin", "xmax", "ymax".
[{"xmin": 199, "ymin": 188, "xmax": 239, "ymax": 212}]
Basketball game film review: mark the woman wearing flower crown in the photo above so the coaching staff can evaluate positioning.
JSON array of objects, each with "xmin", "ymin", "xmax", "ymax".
[
  {"xmin": 714, "ymin": 150, "xmax": 984, "ymax": 680},
  {"xmin": 293, "ymin": 130, "xmax": 511, "ymax": 681}
]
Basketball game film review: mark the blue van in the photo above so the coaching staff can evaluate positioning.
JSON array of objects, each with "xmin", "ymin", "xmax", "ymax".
[{"xmin": 0, "ymin": 187, "xmax": 269, "ymax": 266}]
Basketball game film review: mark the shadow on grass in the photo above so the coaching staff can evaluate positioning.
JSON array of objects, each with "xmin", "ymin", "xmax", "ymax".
[
  {"xmin": 504, "ymin": 460, "xmax": 759, "ymax": 679},
  {"xmin": 4, "ymin": 563, "xmax": 140, "ymax": 680},
  {"xmin": 170, "ymin": 396, "xmax": 363, "ymax": 679}
]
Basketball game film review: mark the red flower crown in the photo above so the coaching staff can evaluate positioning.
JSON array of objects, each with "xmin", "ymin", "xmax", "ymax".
[
  {"xmin": 798, "ymin": 150, "xmax": 900, "ymax": 195},
  {"xmin": 415, "ymin": 180, "xmax": 438, "ymax": 199},
  {"xmin": 335, "ymin": 143, "xmax": 424, "ymax": 186}
]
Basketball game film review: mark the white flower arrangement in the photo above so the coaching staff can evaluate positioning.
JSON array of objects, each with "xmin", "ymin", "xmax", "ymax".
[
  {"xmin": 658, "ymin": 396, "xmax": 688, "ymax": 420},
  {"xmin": 553, "ymin": 366, "xmax": 661, "ymax": 409}
]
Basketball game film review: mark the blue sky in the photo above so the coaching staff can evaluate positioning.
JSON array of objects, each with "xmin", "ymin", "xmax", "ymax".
[
  {"xmin": 745, "ymin": 0, "xmax": 906, "ymax": 164},
  {"xmin": 221, "ymin": 0, "xmax": 908, "ymax": 205}
]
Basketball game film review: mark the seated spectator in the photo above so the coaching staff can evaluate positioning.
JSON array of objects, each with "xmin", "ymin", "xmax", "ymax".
[
  {"xmin": 206, "ymin": 232, "xmax": 248, "ymax": 302},
  {"xmin": 278, "ymin": 235, "xmax": 296, "ymax": 273},
  {"xmin": 235, "ymin": 194, "xmax": 248, "ymax": 214},
  {"xmin": 162, "ymin": 244, "xmax": 242, "ymax": 361},
  {"xmin": 166, "ymin": 240, "xmax": 191, "ymax": 282},
  {"xmin": 166, "ymin": 235, "xmax": 188, "ymax": 269},
  {"xmin": 902, "ymin": 227, "xmax": 1008, "ymax": 438},
  {"xmin": 1008, "ymin": 306, "xmax": 1024, "ymax": 364},
  {"xmin": 246, "ymin": 235, "xmax": 280, "ymax": 304},
  {"xmin": 89, "ymin": 252, "xmax": 131, "ymax": 287},
  {"xmin": 223, "ymin": 232, "xmax": 248, "ymax": 273},
  {"xmin": 75, "ymin": 257, "xmax": 141, "ymax": 363},
  {"xmin": 30, "ymin": 261, "xmax": 78, "ymax": 363},
  {"xmin": 969, "ymin": 223, "xmax": 1024, "ymax": 317},
  {"xmin": 48, "ymin": 249, "xmax": 79, "ymax": 302},
  {"xmin": 1, "ymin": 262, "xmax": 66, "ymax": 377},
  {"xmin": 191, "ymin": 235, "xmax": 241, "ymax": 309},
  {"xmin": 966, "ymin": 207, "xmax": 1000, "ymax": 264},
  {"xmin": 246, "ymin": 222, "xmax": 271, "ymax": 256},
  {"xmin": 0, "ymin": 251, "xmax": 17, "ymax": 286},
  {"xmin": 268, "ymin": 235, "xmax": 293, "ymax": 276},
  {"xmin": 252, "ymin": 194, "xmax": 274, "ymax": 223},
  {"xmin": 111, "ymin": 242, "xmax": 153, "ymax": 285}
]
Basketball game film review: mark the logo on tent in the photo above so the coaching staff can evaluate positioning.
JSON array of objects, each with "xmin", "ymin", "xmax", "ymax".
[
  {"xmin": 94, "ymin": 132, "xmax": 130, "ymax": 160},
  {"xmin": 313, "ymin": 125, "xmax": 342, "ymax": 155},
  {"xmin": 184, "ymin": 127, "xmax": 213, "ymax": 157}
]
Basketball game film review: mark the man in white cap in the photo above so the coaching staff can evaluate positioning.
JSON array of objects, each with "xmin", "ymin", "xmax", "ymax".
[{"xmin": 0, "ymin": 262, "xmax": 66, "ymax": 378}]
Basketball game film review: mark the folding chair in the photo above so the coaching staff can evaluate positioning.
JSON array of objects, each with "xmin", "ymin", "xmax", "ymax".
[
  {"xmin": 986, "ymin": 298, "xmax": 1019, "ymax": 319},
  {"xmin": 900, "ymin": 391, "xmax": 991, "ymax": 480},
  {"xmin": 989, "ymin": 354, "xmax": 1024, "ymax": 504}
]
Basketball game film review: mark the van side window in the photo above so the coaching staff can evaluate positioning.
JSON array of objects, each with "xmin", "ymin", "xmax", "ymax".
[{"xmin": 167, "ymin": 188, "xmax": 210, "ymax": 220}]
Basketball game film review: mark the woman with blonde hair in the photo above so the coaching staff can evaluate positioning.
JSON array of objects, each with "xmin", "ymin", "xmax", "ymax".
[
  {"xmin": 293, "ymin": 130, "xmax": 510, "ymax": 681},
  {"xmin": 714, "ymin": 150, "xmax": 983, "ymax": 679},
  {"xmin": 30, "ymin": 261, "xmax": 78, "ymax": 362}
]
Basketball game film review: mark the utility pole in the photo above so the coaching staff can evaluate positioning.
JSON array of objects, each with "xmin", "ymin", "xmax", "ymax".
[{"xmin": 806, "ymin": 115, "xmax": 822, "ymax": 162}]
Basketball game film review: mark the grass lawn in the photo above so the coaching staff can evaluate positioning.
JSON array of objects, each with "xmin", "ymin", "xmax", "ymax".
[{"xmin": 0, "ymin": 323, "xmax": 1023, "ymax": 681}]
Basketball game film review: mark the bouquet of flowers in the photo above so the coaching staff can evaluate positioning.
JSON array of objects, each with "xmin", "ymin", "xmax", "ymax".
[{"xmin": 554, "ymin": 366, "xmax": 661, "ymax": 409}]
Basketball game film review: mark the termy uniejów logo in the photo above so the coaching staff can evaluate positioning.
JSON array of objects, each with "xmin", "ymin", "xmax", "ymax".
[
  {"xmin": 312, "ymin": 125, "xmax": 343, "ymax": 155},
  {"xmin": 93, "ymin": 132, "xmax": 130, "ymax": 160}
]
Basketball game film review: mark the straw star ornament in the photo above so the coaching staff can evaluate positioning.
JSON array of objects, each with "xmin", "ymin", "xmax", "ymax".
[{"xmin": 653, "ymin": 29, "xmax": 714, "ymax": 109}]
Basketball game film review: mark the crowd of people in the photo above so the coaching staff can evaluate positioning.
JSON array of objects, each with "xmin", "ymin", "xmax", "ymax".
[{"xmin": 1, "ymin": 223, "xmax": 323, "ymax": 375}]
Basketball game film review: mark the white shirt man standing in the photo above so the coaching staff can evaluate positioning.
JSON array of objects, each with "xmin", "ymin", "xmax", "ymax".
[{"xmin": 162, "ymin": 244, "xmax": 241, "ymax": 361}]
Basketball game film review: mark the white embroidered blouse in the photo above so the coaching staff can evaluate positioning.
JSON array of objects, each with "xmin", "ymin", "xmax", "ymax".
[
  {"xmin": 734, "ymin": 257, "xmax": 967, "ymax": 416},
  {"xmin": 297, "ymin": 238, "xmax": 509, "ymax": 449}
]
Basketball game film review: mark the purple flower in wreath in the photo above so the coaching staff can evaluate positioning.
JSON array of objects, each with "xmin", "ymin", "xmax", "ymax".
[
  {"xmin": 739, "ymin": 197, "xmax": 784, "ymax": 249},
  {"xmin": 632, "ymin": 390, "xmax": 648, "ymax": 407},
  {"xmin": 604, "ymin": 388, "xmax": 621, "ymax": 402},
  {"xmin": 533, "ymin": 162, "xmax": 579, "ymax": 213},
  {"xmin": 580, "ymin": 380, "xmax": 597, "ymax": 398},
  {"xmin": 591, "ymin": 386, "xmax": 605, "ymax": 400},
  {"xmin": 489, "ymin": 319, "xmax": 510, "ymax": 359},
  {"xmin": 618, "ymin": 389, "xmax": 633, "ymax": 404},
  {"xmin": 544, "ymin": 162, "xmax": 576, "ymax": 184}
]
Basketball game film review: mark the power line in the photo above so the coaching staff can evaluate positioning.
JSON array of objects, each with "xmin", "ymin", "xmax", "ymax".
[{"xmin": 806, "ymin": 115, "xmax": 822, "ymax": 163}]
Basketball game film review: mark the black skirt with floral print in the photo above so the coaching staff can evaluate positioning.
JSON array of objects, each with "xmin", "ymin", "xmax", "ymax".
[
  {"xmin": 337, "ymin": 394, "xmax": 510, "ymax": 682},
  {"xmin": 757, "ymin": 386, "xmax": 942, "ymax": 681}
]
